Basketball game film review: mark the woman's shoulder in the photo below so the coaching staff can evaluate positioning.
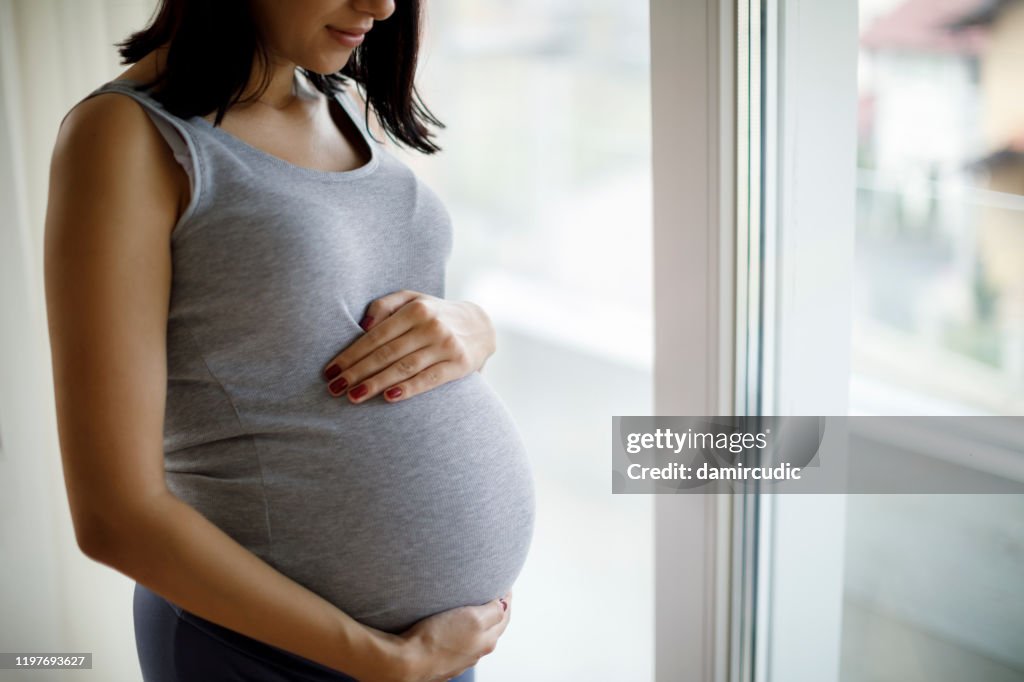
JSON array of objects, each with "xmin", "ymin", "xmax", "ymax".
[
  {"xmin": 60, "ymin": 85, "xmax": 154, "ymax": 142},
  {"xmin": 57, "ymin": 47, "xmax": 182, "ymax": 171},
  {"xmin": 56, "ymin": 84, "xmax": 190, "ymax": 209}
]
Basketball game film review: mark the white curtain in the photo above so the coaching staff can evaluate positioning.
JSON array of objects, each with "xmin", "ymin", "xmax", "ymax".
[{"xmin": 0, "ymin": 2, "xmax": 156, "ymax": 680}]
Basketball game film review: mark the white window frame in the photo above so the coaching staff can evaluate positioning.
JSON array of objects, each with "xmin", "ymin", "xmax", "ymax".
[
  {"xmin": 756, "ymin": 0, "xmax": 859, "ymax": 681},
  {"xmin": 650, "ymin": 0, "xmax": 737, "ymax": 679}
]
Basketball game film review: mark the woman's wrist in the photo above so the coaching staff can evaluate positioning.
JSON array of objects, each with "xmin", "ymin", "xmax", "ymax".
[
  {"xmin": 331, "ymin": 619, "xmax": 417, "ymax": 681},
  {"xmin": 461, "ymin": 300, "xmax": 497, "ymax": 372}
]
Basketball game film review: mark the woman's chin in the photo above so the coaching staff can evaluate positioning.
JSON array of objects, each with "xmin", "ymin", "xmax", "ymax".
[{"xmin": 308, "ymin": 50, "xmax": 354, "ymax": 75}]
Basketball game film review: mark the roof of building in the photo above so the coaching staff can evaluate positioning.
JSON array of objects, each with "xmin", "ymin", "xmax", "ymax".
[{"xmin": 946, "ymin": 0, "xmax": 1020, "ymax": 29}]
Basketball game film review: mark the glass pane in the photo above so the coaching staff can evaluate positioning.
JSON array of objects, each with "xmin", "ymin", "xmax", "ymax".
[
  {"xmin": 852, "ymin": 0, "xmax": 1024, "ymax": 415},
  {"xmin": 392, "ymin": 2, "xmax": 654, "ymax": 679},
  {"xmin": 844, "ymin": 1, "xmax": 1024, "ymax": 680}
]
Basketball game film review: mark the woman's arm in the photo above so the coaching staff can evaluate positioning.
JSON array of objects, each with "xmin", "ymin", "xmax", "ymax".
[{"xmin": 43, "ymin": 93, "xmax": 507, "ymax": 681}]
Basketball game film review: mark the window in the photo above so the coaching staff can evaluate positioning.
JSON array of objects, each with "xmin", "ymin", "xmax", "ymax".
[{"xmin": 755, "ymin": 1, "xmax": 1024, "ymax": 680}]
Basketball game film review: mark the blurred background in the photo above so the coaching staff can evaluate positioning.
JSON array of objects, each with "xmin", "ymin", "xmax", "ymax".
[
  {"xmin": 853, "ymin": 0, "xmax": 1023, "ymax": 413},
  {"xmin": 843, "ymin": 0, "xmax": 1023, "ymax": 680},
  {"xmin": 0, "ymin": 0, "xmax": 1022, "ymax": 680}
]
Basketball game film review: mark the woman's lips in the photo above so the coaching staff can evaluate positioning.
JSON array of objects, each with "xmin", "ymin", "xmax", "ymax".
[{"xmin": 327, "ymin": 26, "xmax": 367, "ymax": 47}]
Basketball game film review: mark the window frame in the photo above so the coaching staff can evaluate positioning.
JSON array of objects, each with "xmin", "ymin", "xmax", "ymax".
[
  {"xmin": 649, "ymin": 0, "xmax": 737, "ymax": 679},
  {"xmin": 756, "ymin": 0, "xmax": 859, "ymax": 680}
]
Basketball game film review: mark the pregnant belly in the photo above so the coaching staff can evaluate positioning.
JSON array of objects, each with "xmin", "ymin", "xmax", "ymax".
[{"xmin": 249, "ymin": 370, "xmax": 536, "ymax": 634}]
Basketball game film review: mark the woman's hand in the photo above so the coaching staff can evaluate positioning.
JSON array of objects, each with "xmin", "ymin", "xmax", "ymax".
[
  {"xmin": 381, "ymin": 592, "xmax": 512, "ymax": 682},
  {"xmin": 322, "ymin": 290, "xmax": 497, "ymax": 403}
]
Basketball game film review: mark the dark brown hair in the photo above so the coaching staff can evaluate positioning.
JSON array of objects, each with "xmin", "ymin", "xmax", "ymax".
[{"xmin": 116, "ymin": 0, "xmax": 444, "ymax": 153}]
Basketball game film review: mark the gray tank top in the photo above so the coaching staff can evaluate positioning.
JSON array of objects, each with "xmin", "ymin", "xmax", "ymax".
[{"xmin": 80, "ymin": 76, "xmax": 535, "ymax": 634}]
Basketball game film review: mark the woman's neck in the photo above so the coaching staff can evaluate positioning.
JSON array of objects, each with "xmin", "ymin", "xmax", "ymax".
[{"xmin": 127, "ymin": 45, "xmax": 309, "ymax": 113}]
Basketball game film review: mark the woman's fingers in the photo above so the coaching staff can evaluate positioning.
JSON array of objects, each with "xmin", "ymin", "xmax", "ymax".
[
  {"xmin": 323, "ymin": 294, "xmax": 486, "ymax": 404},
  {"xmin": 358, "ymin": 289, "xmax": 430, "ymax": 331},
  {"xmin": 484, "ymin": 596, "xmax": 507, "ymax": 629},
  {"xmin": 480, "ymin": 595, "xmax": 512, "ymax": 656},
  {"xmin": 325, "ymin": 329, "xmax": 426, "ymax": 397},
  {"xmin": 333, "ymin": 333, "xmax": 438, "ymax": 399},
  {"xmin": 381, "ymin": 361, "xmax": 461, "ymax": 403},
  {"xmin": 474, "ymin": 593, "xmax": 514, "ymax": 633},
  {"xmin": 346, "ymin": 347, "xmax": 442, "ymax": 403},
  {"xmin": 492, "ymin": 591, "xmax": 511, "ymax": 620},
  {"xmin": 460, "ymin": 595, "xmax": 509, "ymax": 637},
  {"xmin": 323, "ymin": 312, "xmax": 418, "ymax": 382}
]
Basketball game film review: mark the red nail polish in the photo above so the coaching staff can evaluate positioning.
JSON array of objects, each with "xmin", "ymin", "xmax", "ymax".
[
  {"xmin": 329, "ymin": 377, "xmax": 348, "ymax": 394},
  {"xmin": 359, "ymin": 315, "xmax": 374, "ymax": 330},
  {"xmin": 349, "ymin": 384, "xmax": 368, "ymax": 399},
  {"xmin": 324, "ymin": 364, "xmax": 341, "ymax": 380},
  {"xmin": 385, "ymin": 387, "xmax": 403, "ymax": 400}
]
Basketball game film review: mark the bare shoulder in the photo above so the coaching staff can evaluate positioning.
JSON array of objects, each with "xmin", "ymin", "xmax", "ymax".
[
  {"xmin": 57, "ymin": 90, "xmax": 164, "ymax": 161},
  {"xmin": 52, "ymin": 89, "xmax": 188, "ymax": 226}
]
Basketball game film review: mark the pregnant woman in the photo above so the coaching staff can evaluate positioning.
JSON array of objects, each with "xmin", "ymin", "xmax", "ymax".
[{"xmin": 43, "ymin": 0, "xmax": 535, "ymax": 680}]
